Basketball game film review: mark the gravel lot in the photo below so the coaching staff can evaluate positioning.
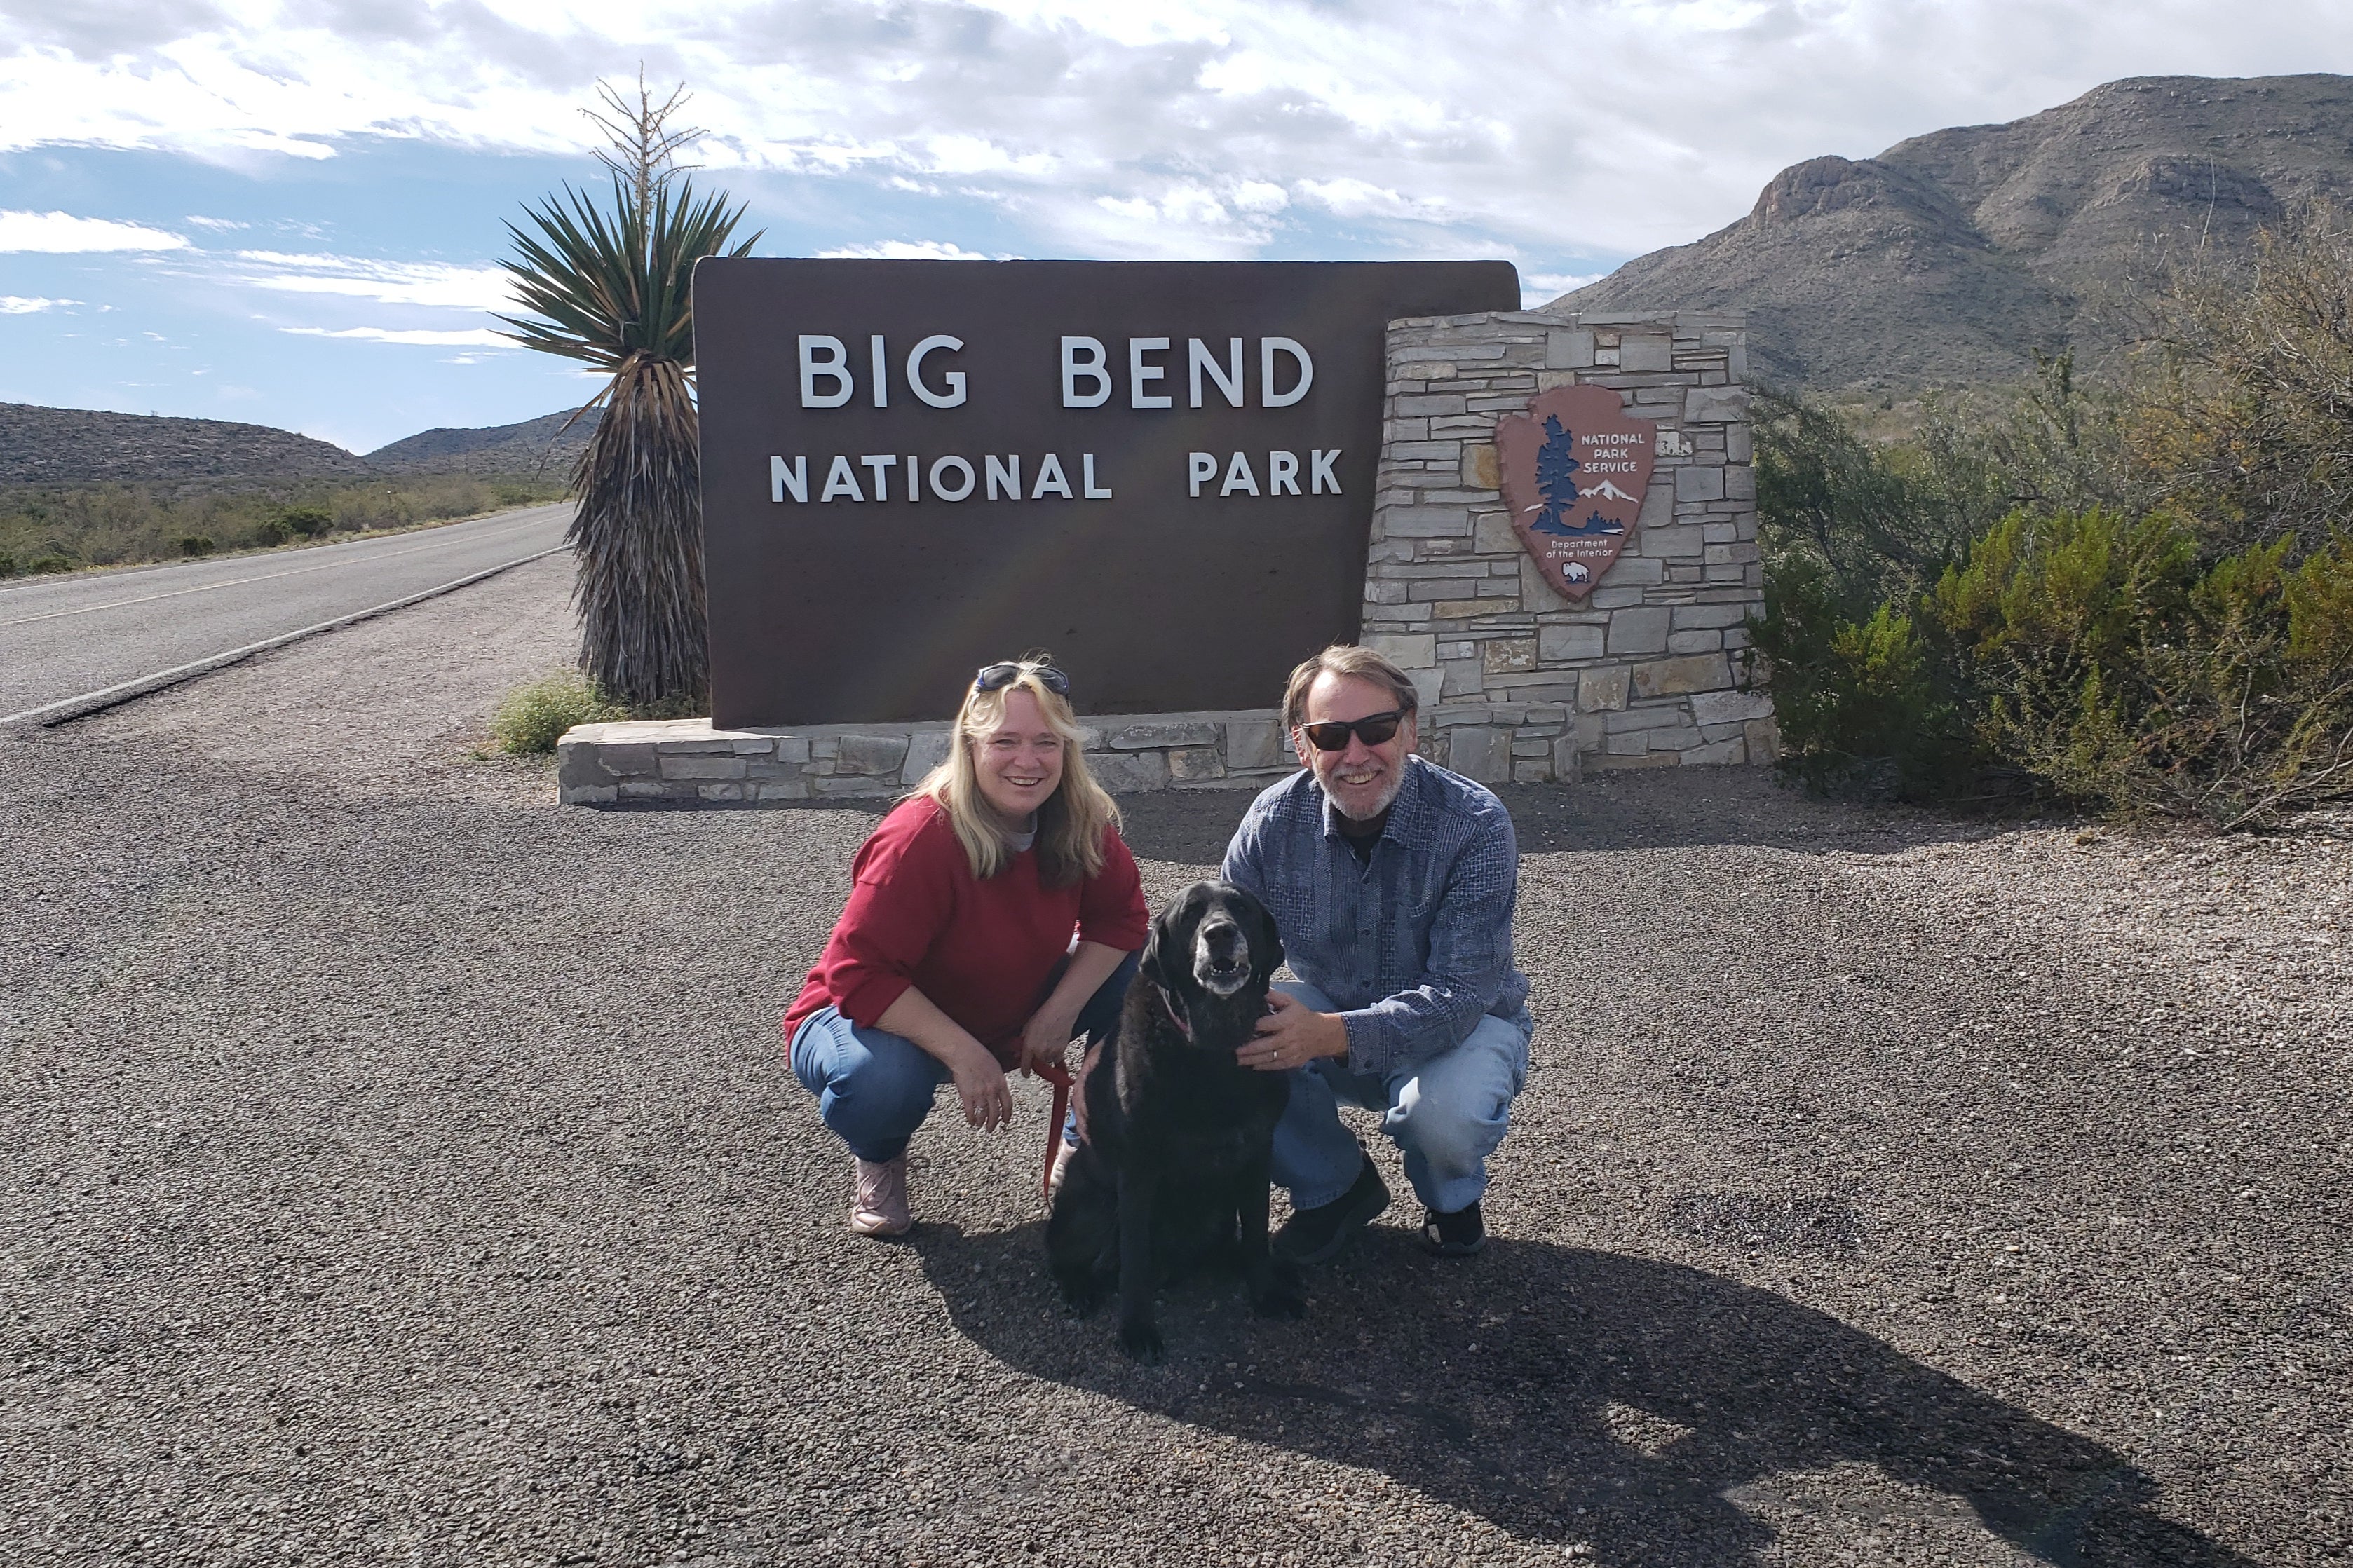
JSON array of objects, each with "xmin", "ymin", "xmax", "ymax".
[{"xmin": 4, "ymin": 558, "xmax": 2347, "ymax": 1567}]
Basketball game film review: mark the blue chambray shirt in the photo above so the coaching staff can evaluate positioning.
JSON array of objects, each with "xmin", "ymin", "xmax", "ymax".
[{"xmin": 1221, "ymin": 754, "xmax": 1531, "ymax": 1077}]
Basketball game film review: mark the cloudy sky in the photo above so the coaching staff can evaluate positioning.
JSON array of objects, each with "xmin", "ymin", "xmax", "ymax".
[{"xmin": 2, "ymin": 0, "xmax": 2347, "ymax": 452}]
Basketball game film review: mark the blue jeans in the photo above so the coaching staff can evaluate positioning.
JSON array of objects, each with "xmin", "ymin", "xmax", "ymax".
[
  {"xmin": 1270, "ymin": 979, "xmax": 1533, "ymax": 1215},
  {"xmin": 789, "ymin": 950, "xmax": 1138, "ymax": 1164}
]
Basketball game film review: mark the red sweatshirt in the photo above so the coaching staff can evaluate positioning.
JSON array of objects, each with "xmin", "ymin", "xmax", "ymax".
[{"xmin": 783, "ymin": 797, "xmax": 1149, "ymax": 1064}]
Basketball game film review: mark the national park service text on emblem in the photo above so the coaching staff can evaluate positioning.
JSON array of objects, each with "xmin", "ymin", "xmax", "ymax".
[{"xmin": 1495, "ymin": 384, "xmax": 1657, "ymax": 602}]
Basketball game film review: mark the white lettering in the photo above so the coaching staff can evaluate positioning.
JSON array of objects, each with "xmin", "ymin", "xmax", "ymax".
[
  {"xmin": 1268, "ymin": 450, "xmax": 1300, "ymax": 497},
  {"xmin": 907, "ymin": 335, "xmax": 966, "ymax": 407},
  {"xmin": 1061, "ymin": 336, "xmax": 1111, "ymax": 408},
  {"xmin": 1032, "ymin": 453, "xmax": 1073, "ymax": 499},
  {"xmin": 986, "ymin": 454, "xmax": 1021, "ymax": 500},
  {"xmin": 859, "ymin": 453, "xmax": 897, "ymax": 501},
  {"xmin": 905, "ymin": 454, "xmax": 919, "ymax": 501},
  {"xmin": 1310, "ymin": 448, "xmax": 1341, "ymax": 493},
  {"xmin": 1221, "ymin": 451, "xmax": 1260, "ymax": 496},
  {"xmin": 1189, "ymin": 337, "xmax": 1243, "ymax": 409},
  {"xmin": 930, "ymin": 455, "xmax": 976, "ymax": 501},
  {"xmin": 1129, "ymin": 336, "xmax": 1172, "ymax": 409},
  {"xmin": 1188, "ymin": 451, "xmax": 1218, "ymax": 498},
  {"xmin": 1261, "ymin": 337, "xmax": 1313, "ymax": 407},
  {"xmin": 1082, "ymin": 454, "xmax": 1112, "ymax": 500},
  {"xmin": 869, "ymin": 334, "xmax": 888, "ymax": 408},
  {"xmin": 820, "ymin": 454, "xmax": 863, "ymax": 501},
  {"xmin": 799, "ymin": 336, "xmax": 852, "ymax": 408},
  {"xmin": 771, "ymin": 455, "xmax": 807, "ymax": 504}
]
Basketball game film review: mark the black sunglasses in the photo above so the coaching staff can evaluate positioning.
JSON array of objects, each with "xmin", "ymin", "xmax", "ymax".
[
  {"xmin": 1300, "ymin": 710, "xmax": 1406, "ymax": 751},
  {"xmin": 975, "ymin": 662, "xmax": 1070, "ymax": 696}
]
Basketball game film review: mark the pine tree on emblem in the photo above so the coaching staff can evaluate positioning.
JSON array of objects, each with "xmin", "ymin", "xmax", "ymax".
[{"xmin": 1531, "ymin": 414, "xmax": 1582, "ymax": 534}]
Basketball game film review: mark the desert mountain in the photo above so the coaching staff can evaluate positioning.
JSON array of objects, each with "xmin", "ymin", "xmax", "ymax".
[
  {"xmin": 0, "ymin": 402, "xmax": 377, "ymax": 487},
  {"xmin": 0, "ymin": 404, "xmax": 595, "ymax": 488},
  {"xmin": 1554, "ymin": 74, "xmax": 2353, "ymax": 390},
  {"xmin": 364, "ymin": 408, "xmax": 596, "ymax": 478}
]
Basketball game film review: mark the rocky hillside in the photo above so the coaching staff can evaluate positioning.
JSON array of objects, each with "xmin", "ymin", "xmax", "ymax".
[
  {"xmin": 0, "ymin": 404, "xmax": 595, "ymax": 489},
  {"xmin": 364, "ymin": 408, "xmax": 595, "ymax": 479},
  {"xmin": 0, "ymin": 402, "xmax": 377, "ymax": 487},
  {"xmin": 1556, "ymin": 74, "xmax": 2353, "ymax": 390}
]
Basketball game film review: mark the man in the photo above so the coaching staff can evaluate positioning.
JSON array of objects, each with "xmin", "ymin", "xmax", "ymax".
[{"xmin": 1223, "ymin": 645, "xmax": 1533, "ymax": 1261}]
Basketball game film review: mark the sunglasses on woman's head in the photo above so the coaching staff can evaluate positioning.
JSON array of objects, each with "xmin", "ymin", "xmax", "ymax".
[
  {"xmin": 975, "ymin": 662, "xmax": 1070, "ymax": 696},
  {"xmin": 1299, "ymin": 710, "xmax": 1405, "ymax": 751}
]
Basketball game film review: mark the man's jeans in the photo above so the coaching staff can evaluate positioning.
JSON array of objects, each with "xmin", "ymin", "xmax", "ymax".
[
  {"xmin": 789, "ymin": 951, "xmax": 1137, "ymax": 1164},
  {"xmin": 1271, "ymin": 979, "xmax": 1532, "ymax": 1216}
]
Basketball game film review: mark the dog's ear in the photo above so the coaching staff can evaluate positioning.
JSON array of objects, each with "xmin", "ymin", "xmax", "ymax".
[
  {"xmin": 1140, "ymin": 885, "xmax": 1198, "ymax": 989},
  {"xmin": 1139, "ymin": 905, "xmax": 1173, "ymax": 989},
  {"xmin": 1248, "ymin": 889, "xmax": 1284, "ymax": 981}
]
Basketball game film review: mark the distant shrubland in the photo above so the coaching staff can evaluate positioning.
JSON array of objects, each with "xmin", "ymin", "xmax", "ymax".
[
  {"xmin": 1751, "ymin": 203, "xmax": 2353, "ymax": 829},
  {"xmin": 0, "ymin": 472, "xmax": 567, "ymax": 578}
]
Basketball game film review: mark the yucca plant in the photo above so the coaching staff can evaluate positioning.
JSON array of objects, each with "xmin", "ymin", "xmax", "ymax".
[{"xmin": 497, "ymin": 78, "xmax": 760, "ymax": 711}]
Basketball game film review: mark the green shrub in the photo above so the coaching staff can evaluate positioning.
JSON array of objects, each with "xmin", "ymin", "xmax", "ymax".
[
  {"xmin": 1758, "ymin": 496, "xmax": 2353, "ymax": 826},
  {"xmin": 0, "ymin": 550, "xmax": 13, "ymax": 577},
  {"xmin": 28, "ymin": 554, "xmax": 71, "ymax": 574},
  {"xmin": 491, "ymin": 673, "xmax": 619, "ymax": 754},
  {"xmin": 279, "ymin": 504, "xmax": 334, "ymax": 538},
  {"xmin": 252, "ymin": 517, "xmax": 291, "ymax": 547},
  {"xmin": 179, "ymin": 535, "xmax": 217, "ymax": 557}
]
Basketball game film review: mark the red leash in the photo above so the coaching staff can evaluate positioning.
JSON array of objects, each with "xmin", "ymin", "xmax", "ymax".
[{"xmin": 1036, "ymin": 1058, "xmax": 1073, "ymax": 1198}]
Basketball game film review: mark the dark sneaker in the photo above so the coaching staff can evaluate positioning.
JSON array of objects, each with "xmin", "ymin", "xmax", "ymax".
[
  {"xmin": 1275, "ymin": 1154, "xmax": 1390, "ymax": 1264},
  {"xmin": 1421, "ymin": 1201, "xmax": 1485, "ymax": 1257}
]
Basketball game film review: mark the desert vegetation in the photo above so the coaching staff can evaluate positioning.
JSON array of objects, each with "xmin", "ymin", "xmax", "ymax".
[
  {"xmin": 499, "ymin": 72, "xmax": 758, "ymax": 713},
  {"xmin": 1751, "ymin": 203, "xmax": 2353, "ymax": 829},
  {"xmin": 0, "ymin": 472, "xmax": 565, "ymax": 578}
]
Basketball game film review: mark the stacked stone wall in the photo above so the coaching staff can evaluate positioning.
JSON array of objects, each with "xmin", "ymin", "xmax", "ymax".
[
  {"xmin": 1359, "ymin": 309, "xmax": 1775, "ymax": 781},
  {"xmin": 559, "ymin": 711, "xmax": 1301, "ymax": 805}
]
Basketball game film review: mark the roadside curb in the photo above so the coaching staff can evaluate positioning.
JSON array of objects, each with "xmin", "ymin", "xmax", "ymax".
[{"xmin": 2, "ymin": 544, "xmax": 570, "ymax": 730}]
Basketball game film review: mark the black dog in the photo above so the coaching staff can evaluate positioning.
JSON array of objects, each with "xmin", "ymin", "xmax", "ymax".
[{"xmin": 1046, "ymin": 880, "xmax": 1305, "ymax": 1362}]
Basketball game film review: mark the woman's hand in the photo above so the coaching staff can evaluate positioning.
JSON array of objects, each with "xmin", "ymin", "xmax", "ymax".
[
  {"xmin": 1018, "ymin": 1002, "xmax": 1082, "ymax": 1079},
  {"xmin": 949, "ymin": 1047, "xmax": 1015, "ymax": 1132}
]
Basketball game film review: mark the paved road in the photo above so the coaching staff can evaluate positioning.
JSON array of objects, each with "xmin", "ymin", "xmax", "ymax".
[{"xmin": 0, "ymin": 503, "xmax": 572, "ymax": 722}]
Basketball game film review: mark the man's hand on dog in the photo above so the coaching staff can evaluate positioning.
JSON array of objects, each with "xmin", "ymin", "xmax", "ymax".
[{"xmin": 1237, "ymin": 992, "xmax": 1349, "ymax": 1072}]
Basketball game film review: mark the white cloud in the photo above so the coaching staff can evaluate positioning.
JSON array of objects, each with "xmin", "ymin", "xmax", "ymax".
[
  {"xmin": 0, "ymin": 210, "xmax": 187, "ymax": 252},
  {"xmin": 815, "ymin": 240, "xmax": 1006, "ymax": 261},
  {"xmin": 0, "ymin": 295, "xmax": 81, "ymax": 313},
  {"xmin": 281, "ymin": 325, "xmax": 512, "ymax": 346},
  {"xmin": 228, "ymin": 252, "xmax": 514, "ymax": 311},
  {"xmin": 183, "ymin": 214, "xmax": 249, "ymax": 231},
  {"xmin": 1, "ymin": 1, "xmax": 2349, "ymax": 268},
  {"xmin": 1521, "ymin": 272, "xmax": 1603, "ymax": 308}
]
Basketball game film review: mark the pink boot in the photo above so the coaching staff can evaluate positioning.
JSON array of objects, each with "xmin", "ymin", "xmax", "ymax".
[{"xmin": 850, "ymin": 1154, "xmax": 911, "ymax": 1237}]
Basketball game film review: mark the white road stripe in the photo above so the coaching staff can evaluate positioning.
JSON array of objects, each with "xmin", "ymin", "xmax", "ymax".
[
  {"xmin": 2, "ymin": 545, "xmax": 569, "ymax": 728},
  {"xmin": 0, "ymin": 513, "xmax": 559, "ymax": 629}
]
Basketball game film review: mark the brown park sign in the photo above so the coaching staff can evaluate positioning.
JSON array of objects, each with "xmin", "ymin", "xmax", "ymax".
[
  {"xmin": 1496, "ymin": 383, "xmax": 1657, "ymax": 602},
  {"xmin": 693, "ymin": 258, "xmax": 1519, "ymax": 726}
]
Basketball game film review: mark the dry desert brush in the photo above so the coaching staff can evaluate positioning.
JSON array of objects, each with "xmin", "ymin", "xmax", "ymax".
[{"xmin": 498, "ymin": 74, "xmax": 759, "ymax": 711}]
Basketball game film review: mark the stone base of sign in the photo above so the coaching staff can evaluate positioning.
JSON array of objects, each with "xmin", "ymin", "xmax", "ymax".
[
  {"xmin": 556, "ymin": 711, "xmax": 1303, "ymax": 805},
  {"xmin": 1362, "ymin": 307, "xmax": 1775, "ymax": 778},
  {"xmin": 555, "ymin": 699, "xmax": 1778, "ymax": 805}
]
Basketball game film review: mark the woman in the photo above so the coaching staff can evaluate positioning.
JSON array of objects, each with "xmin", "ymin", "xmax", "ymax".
[{"xmin": 783, "ymin": 658, "xmax": 1148, "ymax": 1236}]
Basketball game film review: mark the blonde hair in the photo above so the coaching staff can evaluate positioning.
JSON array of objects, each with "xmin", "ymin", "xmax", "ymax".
[{"xmin": 911, "ymin": 657, "xmax": 1121, "ymax": 887}]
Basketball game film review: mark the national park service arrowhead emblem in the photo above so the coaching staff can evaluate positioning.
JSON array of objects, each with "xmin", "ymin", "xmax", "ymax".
[{"xmin": 1496, "ymin": 384, "xmax": 1657, "ymax": 602}]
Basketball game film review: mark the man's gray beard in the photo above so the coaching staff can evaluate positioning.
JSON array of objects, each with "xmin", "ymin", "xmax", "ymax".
[{"xmin": 1329, "ymin": 768, "xmax": 1404, "ymax": 822}]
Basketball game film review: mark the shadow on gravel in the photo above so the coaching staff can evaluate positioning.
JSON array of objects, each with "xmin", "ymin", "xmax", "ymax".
[{"xmin": 912, "ymin": 1222, "xmax": 2249, "ymax": 1568}]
